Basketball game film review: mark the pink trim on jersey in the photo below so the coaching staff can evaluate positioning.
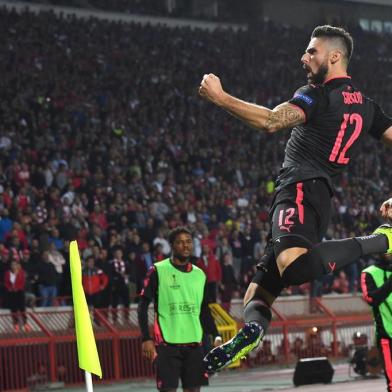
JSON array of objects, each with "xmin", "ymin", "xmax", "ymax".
[
  {"xmin": 287, "ymin": 103, "xmax": 307, "ymax": 123},
  {"xmin": 360, "ymin": 272, "xmax": 373, "ymax": 304},
  {"xmin": 140, "ymin": 265, "xmax": 156, "ymax": 297},
  {"xmin": 295, "ymin": 182, "xmax": 304, "ymax": 224},
  {"xmin": 154, "ymin": 315, "xmax": 164, "ymax": 344},
  {"xmin": 323, "ymin": 75, "xmax": 351, "ymax": 84},
  {"xmin": 381, "ymin": 338, "xmax": 392, "ymax": 391}
]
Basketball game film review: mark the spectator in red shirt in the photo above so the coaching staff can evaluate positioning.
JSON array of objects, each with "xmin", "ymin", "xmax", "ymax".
[
  {"xmin": 82, "ymin": 256, "xmax": 109, "ymax": 309},
  {"xmin": 5, "ymin": 224, "xmax": 28, "ymax": 249},
  {"xmin": 4, "ymin": 260, "xmax": 31, "ymax": 332},
  {"xmin": 15, "ymin": 163, "xmax": 30, "ymax": 188},
  {"xmin": 89, "ymin": 204, "xmax": 108, "ymax": 230},
  {"xmin": 15, "ymin": 186, "xmax": 31, "ymax": 212},
  {"xmin": 197, "ymin": 244, "xmax": 222, "ymax": 302},
  {"xmin": 153, "ymin": 243, "xmax": 165, "ymax": 262}
]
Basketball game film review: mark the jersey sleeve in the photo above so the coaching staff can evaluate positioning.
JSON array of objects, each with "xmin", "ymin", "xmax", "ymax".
[
  {"xmin": 288, "ymin": 85, "xmax": 321, "ymax": 122},
  {"xmin": 368, "ymin": 103, "xmax": 392, "ymax": 140},
  {"xmin": 139, "ymin": 265, "xmax": 157, "ymax": 301},
  {"xmin": 137, "ymin": 266, "xmax": 157, "ymax": 341}
]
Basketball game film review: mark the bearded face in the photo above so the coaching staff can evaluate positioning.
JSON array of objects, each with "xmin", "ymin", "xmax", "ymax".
[{"xmin": 304, "ymin": 60, "xmax": 329, "ymax": 85}]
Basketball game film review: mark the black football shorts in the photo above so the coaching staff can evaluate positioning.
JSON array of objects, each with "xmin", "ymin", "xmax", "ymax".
[
  {"xmin": 252, "ymin": 178, "xmax": 332, "ymax": 297},
  {"xmin": 155, "ymin": 344, "xmax": 208, "ymax": 390}
]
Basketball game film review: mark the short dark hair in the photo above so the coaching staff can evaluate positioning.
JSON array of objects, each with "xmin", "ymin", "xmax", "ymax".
[
  {"xmin": 311, "ymin": 25, "xmax": 353, "ymax": 64},
  {"xmin": 168, "ymin": 226, "xmax": 192, "ymax": 245}
]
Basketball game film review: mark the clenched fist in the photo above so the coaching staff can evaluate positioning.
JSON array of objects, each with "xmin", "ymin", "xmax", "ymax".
[
  {"xmin": 380, "ymin": 198, "xmax": 392, "ymax": 221},
  {"xmin": 199, "ymin": 73, "xmax": 226, "ymax": 106}
]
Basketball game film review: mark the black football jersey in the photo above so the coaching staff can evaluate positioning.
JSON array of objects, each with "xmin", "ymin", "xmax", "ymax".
[{"xmin": 276, "ymin": 77, "xmax": 392, "ymax": 191}]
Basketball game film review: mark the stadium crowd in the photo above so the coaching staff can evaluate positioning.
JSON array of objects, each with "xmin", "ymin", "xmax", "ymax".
[{"xmin": 0, "ymin": 7, "xmax": 392, "ymax": 322}]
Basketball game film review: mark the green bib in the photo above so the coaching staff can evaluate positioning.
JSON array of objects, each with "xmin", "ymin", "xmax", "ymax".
[
  {"xmin": 363, "ymin": 265, "xmax": 392, "ymax": 336},
  {"xmin": 155, "ymin": 258, "xmax": 206, "ymax": 344}
]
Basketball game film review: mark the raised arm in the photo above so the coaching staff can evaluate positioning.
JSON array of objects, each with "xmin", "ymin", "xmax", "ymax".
[{"xmin": 199, "ymin": 73, "xmax": 305, "ymax": 133}]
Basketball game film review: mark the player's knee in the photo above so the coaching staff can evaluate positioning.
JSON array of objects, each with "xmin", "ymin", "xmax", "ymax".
[
  {"xmin": 244, "ymin": 283, "xmax": 275, "ymax": 307},
  {"xmin": 273, "ymin": 235, "xmax": 311, "ymax": 274},
  {"xmin": 243, "ymin": 283, "xmax": 260, "ymax": 306},
  {"xmin": 276, "ymin": 247, "xmax": 309, "ymax": 275},
  {"xmin": 244, "ymin": 298, "xmax": 272, "ymax": 325}
]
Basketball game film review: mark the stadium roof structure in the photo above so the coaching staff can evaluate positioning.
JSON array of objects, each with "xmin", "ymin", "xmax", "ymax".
[{"xmin": 340, "ymin": 0, "xmax": 392, "ymax": 6}]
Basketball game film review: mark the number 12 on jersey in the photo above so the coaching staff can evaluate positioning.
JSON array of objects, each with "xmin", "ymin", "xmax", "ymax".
[{"xmin": 329, "ymin": 113, "xmax": 363, "ymax": 164}]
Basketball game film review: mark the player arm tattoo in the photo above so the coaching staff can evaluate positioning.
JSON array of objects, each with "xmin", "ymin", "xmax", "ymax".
[
  {"xmin": 217, "ymin": 93, "xmax": 305, "ymax": 133},
  {"xmin": 264, "ymin": 103, "xmax": 305, "ymax": 133}
]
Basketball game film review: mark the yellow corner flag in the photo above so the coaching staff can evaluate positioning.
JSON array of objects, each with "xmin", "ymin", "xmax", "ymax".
[{"xmin": 69, "ymin": 241, "xmax": 102, "ymax": 379}]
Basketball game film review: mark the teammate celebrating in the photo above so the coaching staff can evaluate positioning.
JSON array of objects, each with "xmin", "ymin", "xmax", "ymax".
[{"xmin": 199, "ymin": 25, "xmax": 392, "ymax": 372}]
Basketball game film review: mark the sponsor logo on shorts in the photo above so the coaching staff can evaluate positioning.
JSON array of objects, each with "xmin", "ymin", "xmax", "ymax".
[{"xmin": 279, "ymin": 224, "xmax": 293, "ymax": 232}]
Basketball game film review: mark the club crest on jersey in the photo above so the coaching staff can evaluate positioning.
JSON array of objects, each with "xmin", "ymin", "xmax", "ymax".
[{"xmin": 294, "ymin": 93, "xmax": 313, "ymax": 105}]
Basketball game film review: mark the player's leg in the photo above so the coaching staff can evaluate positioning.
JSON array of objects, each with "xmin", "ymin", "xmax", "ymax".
[
  {"xmin": 279, "ymin": 225, "xmax": 392, "ymax": 286},
  {"xmin": 181, "ymin": 346, "xmax": 208, "ymax": 392},
  {"xmin": 204, "ymin": 241, "xmax": 284, "ymax": 372},
  {"xmin": 269, "ymin": 179, "xmax": 391, "ymax": 287},
  {"xmin": 155, "ymin": 345, "xmax": 181, "ymax": 392},
  {"xmin": 203, "ymin": 179, "xmax": 312, "ymax": 373},
  {"xmin": 379, "ymin": 338, "xmax": 392, "ymax": 392}
]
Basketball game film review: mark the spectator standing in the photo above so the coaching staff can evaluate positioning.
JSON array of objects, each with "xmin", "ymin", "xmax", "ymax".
[
  {"xmin": 219, "ymin": 253, "xmax": 238, "ymax": 313},
  {"xmin": 196, "ymin": 244, "xmax": 222, "ymax": 303},
  {"xmin": 109, "ymin": 248, "xmax": 130, "ymax": 322},
  {"xmin": 94, "ymin": 246, "xmax": 112, "ymax": 308},
  {"xmin": 140, "ymin": 242, "xmax": 154, "ymax": 274},
  {"xmin": 47, "ymin": 242, "xmax": 66, "ymax": 301},
  {"xmin": 215, "ymin": 237, "xmax": 233, "ymax": 267},
  {"xmin": 36, "ymin": 251, "xmax": 58, "ymax": 307},
  {"xmin": 4, "ymin": 260, "xmax": 31, "ymax": 332},
  {"xmin": 82, "ymin": 256, "xmax": 108, "ymax": 309}
]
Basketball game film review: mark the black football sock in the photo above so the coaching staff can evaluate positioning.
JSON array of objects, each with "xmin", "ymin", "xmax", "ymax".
[
  {"xmin": 354, "ymin": 232, "xmax": 389, "ymax": 255},
  {"xmin": 243, "ymin": 299, "xmax": 271, "ymax": 333}
]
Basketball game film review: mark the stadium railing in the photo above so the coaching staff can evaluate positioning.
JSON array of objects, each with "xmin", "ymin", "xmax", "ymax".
[{"xmin": 0, "ymin": 295, "xmax": 373, "ymax": 391}]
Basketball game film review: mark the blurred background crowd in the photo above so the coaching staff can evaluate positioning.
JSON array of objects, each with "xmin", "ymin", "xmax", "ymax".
[{"xmin": 0, "ymin": 5, "xmax": 391, "ymax": 316}]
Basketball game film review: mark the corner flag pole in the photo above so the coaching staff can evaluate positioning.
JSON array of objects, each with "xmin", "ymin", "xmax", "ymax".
[
  {"xmin": 69, "ymin": 240, "xmax": 102, "ymax": 392},
  {"xmin": 85, "ymin": 372, "xmax": 93, "ymax": 392}
]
